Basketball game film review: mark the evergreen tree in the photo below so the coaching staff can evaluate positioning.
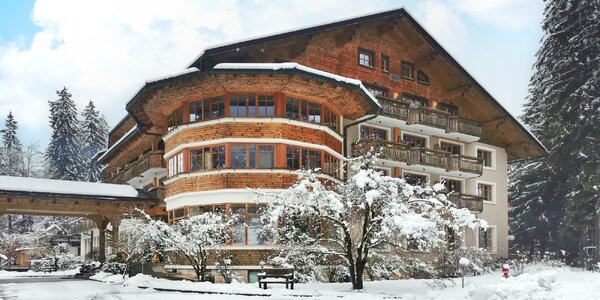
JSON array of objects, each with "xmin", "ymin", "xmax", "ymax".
[
  {"xmin": 1, "ymin": 111, "xmax": 25, "ymax": 176},
  {"xmin": 510, "ymin": 0, "xmax": 600, "ymax": 263},
  {"xmin": 45, "ymin": 87, "xmax": 84, "ymax": 181},
  {"xmin": 79, "ymin": 101, "xmax": 108, "ymax": 182}
]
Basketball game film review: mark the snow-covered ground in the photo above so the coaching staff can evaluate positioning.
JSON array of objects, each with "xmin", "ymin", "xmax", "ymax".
[
  {"xmin": 0, "ymin": 268, "xmax": 79, "ymax": 279},
  {"xmin": 1, "ymin": 264, "xmax": 599, "ymax": 299}
]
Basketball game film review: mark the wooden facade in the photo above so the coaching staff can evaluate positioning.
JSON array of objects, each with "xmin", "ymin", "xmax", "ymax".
[{"xmin": 99, "ymin": 8, "xmax": 546, "ymax": 280}]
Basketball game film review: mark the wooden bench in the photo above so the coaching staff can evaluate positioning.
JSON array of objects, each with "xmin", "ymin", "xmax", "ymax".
[
  {"xmin": 42, "ymin": 266, "xmax": 58, "ymax": 273},
  {"xmin": 257, "ymin": 268, "xmax": 294, "ymax": 289}
]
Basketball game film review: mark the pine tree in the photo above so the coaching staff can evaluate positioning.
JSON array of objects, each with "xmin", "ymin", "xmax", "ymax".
[
  {"xmin": 510, "ymin": 0, "xmax": 600, "ymax": 263},
  {"xmin": 79, "ymin": 101, "xmax": 108, "ymax": 182},
  {"xmin": 1, "ymin": 111, "xmax": 25, "ymax": 176},
  {"xmin": 45, "ymin": 87, "xmax": 84, "ymax": 181}
]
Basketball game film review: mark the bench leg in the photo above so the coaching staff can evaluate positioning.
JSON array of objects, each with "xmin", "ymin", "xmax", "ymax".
[
  {"xmin": 263, "ymin": 283, "xmax": 267, "ymax": 290},
  {"xmin": 291, "ymin": 281, "xmax": 294, "ymax": 290}
]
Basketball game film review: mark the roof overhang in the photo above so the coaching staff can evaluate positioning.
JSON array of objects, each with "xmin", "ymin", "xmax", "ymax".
[{"xmin": 125, "ymin": 63, "xmax": 380, "ymax": 133}]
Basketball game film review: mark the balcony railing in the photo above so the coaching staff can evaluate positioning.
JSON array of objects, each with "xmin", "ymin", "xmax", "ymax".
[
  {"xmin": 447, "ymin": 193, "xmax": 484, "ymax": 213},
  {"xmin": 379, "ymin": 97, "xmax": 409, "ymax": 120},
  {"xmin": 377, "ymin": 96, "xmax": 483, "ymax": 137},
  {"xmin": 352, "ymin": 139, "xmax": 483, "ymax": 176},
  {"xmin": 106, "ymin": 151, "xmax": 165, "ymax": 184}
]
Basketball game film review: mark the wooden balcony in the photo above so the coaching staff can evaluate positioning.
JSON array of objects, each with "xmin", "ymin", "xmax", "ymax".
[
  {"xmin": 106, "ymin": 151, "xmax": 165, "ymax": 184},
  {"xmin": 352, "ymin": 139, "xmax": 483, "ymax": 176},
  {"xmin": 447, "ymin": 193, "xmax": 484, "ymax": 213},
  {"xmin": 377, "ymin": 97, "xmax": 483, "ymax": 137}
]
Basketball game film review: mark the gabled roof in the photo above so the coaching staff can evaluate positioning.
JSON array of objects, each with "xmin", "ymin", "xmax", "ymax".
[{"xmin": 189, "ymin": 7, "xmax": 546, "ymax": 158}]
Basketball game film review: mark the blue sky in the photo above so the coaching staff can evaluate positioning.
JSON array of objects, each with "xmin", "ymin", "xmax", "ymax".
[{"xmin": 0, "ymin": 0, "xmax": 544, "ymax": 146}]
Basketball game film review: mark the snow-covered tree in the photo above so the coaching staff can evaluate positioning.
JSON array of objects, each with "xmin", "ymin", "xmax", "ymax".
[
  {"xmin": 22, "ymin": 141, "xmax": 44, "ymax": 178},
  {"xmin": 45, "ymin": 87, "xmax": 84, "ymax": 181},
  {"xmin": 260, "ymin": 154, "xmax": 484, "ymax": 290},
  {"xmin": 79, "ymin": 101, "xmax": 108, "ymax": 182},
  {"xmin": 510, "ymin": 0, "xmax": 600, "ymax": 262},
  {"xmin": 121, "ymin": 210, "xmax": 231, "ymax": 282},
  {"xmin": 1, "ymin": 111, "xmax": 25, "ymax": 176}
]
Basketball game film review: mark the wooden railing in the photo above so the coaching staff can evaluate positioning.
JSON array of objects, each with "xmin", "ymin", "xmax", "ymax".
[
  {"xmin": 377, "ymin": 97, "xmax": 483, "ymax": 137},
  {"xmin": 352, "ymin": 140, "xmax": 483, "ymax": 175},
  {"xmin": 352, "ymin": 139, "xmax": 410, "ymax": 162},
  {"xmin": 409, "ymin": 106, "xmax": 448, "ymax": 130},
  {"xmin": 447, "ymin": 193, "xmax": 484, "ymax": 213},
  {"xmin": 378, "ymin": 97, "xmax": 409, "ymax": 120},
  {"xmin": 107, "ymin": 151, "xmax": 165, "ymax": 184}
]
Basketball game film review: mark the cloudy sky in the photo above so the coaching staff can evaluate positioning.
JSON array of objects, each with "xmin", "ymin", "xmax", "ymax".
[{"xmin": 0, "ymin": 0, "xmax": 544, "ymax": 145}]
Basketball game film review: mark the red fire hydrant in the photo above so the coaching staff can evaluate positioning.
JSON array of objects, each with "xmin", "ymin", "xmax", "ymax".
[{"xmin": 502, "ymin": 264, "xmax": 510, "ymax": 278}]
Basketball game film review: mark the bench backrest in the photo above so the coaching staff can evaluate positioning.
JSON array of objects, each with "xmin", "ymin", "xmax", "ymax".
[{"xmin": 264, "ymin": 268, "xmax": 294, "ymax": 277}]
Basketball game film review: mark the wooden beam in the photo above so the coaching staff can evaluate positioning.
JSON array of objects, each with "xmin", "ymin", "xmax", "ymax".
[{"xmin": 446, "ymin": 82, "xmax": 471, "ymax": 101}]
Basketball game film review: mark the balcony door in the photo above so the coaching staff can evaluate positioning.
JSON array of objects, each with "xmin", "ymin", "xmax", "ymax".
[{"xmin": 360, "ymin": 126, "xmax": 388, "ymax": 141}]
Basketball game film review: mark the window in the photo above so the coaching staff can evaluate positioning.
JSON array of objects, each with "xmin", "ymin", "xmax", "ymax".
[
  {"xmin": 360, "ymin": 125, "xmax": 388, "ymax": 141},
  {"xmin": 323, "ymin": 153, "xmax": 339, "ymax": 177},
  {"xmin": 443, "ymin": 179, "xmax": 462, "ymax": 193},
  {"xmin": 257, "ymin": 95, "xmax": 275, "ymax": 117},
  {"xmin": 440, "ymin": 141, "xmax": 462, "ymax": 155},
  {"xmin": 478, "ymin": 227, "xmax": 495, "ymax": 252},
  {"xmin": 417, "ymin": 70, "xmax": 429, "ymax": 85},
  {"xmin": 365, "ymin": 85, "xmax": 388, "ymax": 97},
  {"xmin": 257, "ymin": 145, "xmax": 275, "ymax": 169},
  {"xmin": 322, "ymin": 106, "xmax": 339, "ymax": 131},
  {"xmin": 231, "ymin": 204, "xmax": 268, "ymax": 245},
  {"xmin": 302, "ymin": 149, "xmax": 321, "ymax": 171},
  {"xmin": 477, "ymin": 149, "xmax": 493, "ymax": 168},
  {"xmin": 189, "ymin": 100, "xmax": 202, "ymax": 122},
  {"xmin": 403, "ymin": 172, "xmax": 428, "ymax": 186},
  {"xmin": 402, "ymin": 133, "xmax": 427, "ymax": 147},
  {"xmin": 306, "ymin": 101, "xmax": 321, "ymax": 123},
  {"xmin": 230, "ymin": 145, "xmax": 248, "ymax": 168},
  {"xmin": 189, "ymin": 146, "xmax": 225, "ymax": 172},
  {"xmin": 203, "ymin": 96, "xmax": 225, "ymax": 120},
  {"xmin": 402, "ymin": 94, "xmax": 428, "ymax": 107},
  {"xmin": 211, "ymin": 146, "xmax": 226, "ymax": 169},
  {"xmin": 230, "ymin": 94, "xmax": 257, "ymax": 117},
  {"xmin": 229, "ymin": 144, "xmax": 274, "ymax": 169},
  {"xmin": 437, "ymin": 102, "xmax": 458, "ymax": 116},
  {"xmin": 167, "ymin": 107, "xmax": 182, "ymax": 129},
  {"xmin": 286, "ymin": 147, "xmax": 301, "ymax": 170},
  {"xmin": 285, "ymin": 97, "xmax": 300, "ymax": 119},
  {"xmin": 401, "ymin": 61, "xmax": 414, "ymax": 80},
  {"xmin": 478, "ymin": 183, "xmax": 494, "ymax": 203},
  {"xmin": 358, "ymin": 48, "xmax": 375, "ymax": 68},
  {"xmin": 168, "ymin": 153, "xmax": 184, "ymax": 177},
  {"xmin": 381, "ymin": 54, "xmax": 390, "ymax": 73}
]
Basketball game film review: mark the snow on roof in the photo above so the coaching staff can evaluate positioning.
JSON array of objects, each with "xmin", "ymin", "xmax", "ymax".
[
  {"xmin": 146, "ymin": 67, "xmax": 199, "ymax": 84},
  {"xmin": 0, "ymin": 176, "xmax": 140, "ymax": 198},
  {"xmin": 213, "ymin": 63, "xmax": 379, "ymax": 107},
  {"xmin": 45, "ymin": 224, "xmax": 62, "ymax": 232},
  {"xmin": 97, "ymin": 125, "xmax": 139, "ymax": 163}
]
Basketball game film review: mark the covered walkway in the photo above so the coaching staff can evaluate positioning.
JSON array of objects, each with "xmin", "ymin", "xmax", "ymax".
[{"xmin": 0, "ymin": 176, "xmax": 157, "ymax": 262}]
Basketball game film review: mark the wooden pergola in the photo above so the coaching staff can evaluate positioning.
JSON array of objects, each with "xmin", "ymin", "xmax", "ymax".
[{"xmin": 0, "ymin": 176, "xmax": 157, "ymax": 262}]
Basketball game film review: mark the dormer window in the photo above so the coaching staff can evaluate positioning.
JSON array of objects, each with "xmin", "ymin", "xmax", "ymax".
[
  {"xmin": 358, "ymin": 48, "xmax": 375, "ymax": 68},
  {"xmin": 381, "ymin": 54, "xmax": 390, "ymax": 73},
  {"xmin": 401, "ymin": 61, "xmax": 414, "ymax": 80},
  {"xmin": 417, "ymin": 70, "xmax": 430, "ymax": 85}
]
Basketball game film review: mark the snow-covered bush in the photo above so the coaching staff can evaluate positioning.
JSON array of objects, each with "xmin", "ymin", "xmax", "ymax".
[
  {"xmin": 215, "ymin": 255, "xmax": 236, "ymax": 283},
  {"xmin": 258, "ymin": 153, "xmax": 485, "ymax": 289},
  {"xmin": 433, "ymin": 246, "xmax": 495, "ymax": 278},
  {"xmin": 102, "ymin": 262, "xmax": 128, "ymax": 275},
  {"xmin": 120, "ymin": 210, "xmax": 231, "ymax": 282}
]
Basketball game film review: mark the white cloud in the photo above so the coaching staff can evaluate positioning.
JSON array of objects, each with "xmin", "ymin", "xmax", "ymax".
[
  {"xmin": 0, "ymin": 0, "xmax": 394, "ymax": 142},
  {"xmin": 451, "ymin": 0, "xmax": 543, "ymax": 31},
  {"xmin": 415, "ymin": 0, "xmax": 469, "ymax": 51}
]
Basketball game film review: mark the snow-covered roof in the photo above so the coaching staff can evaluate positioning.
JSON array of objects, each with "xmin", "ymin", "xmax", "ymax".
[
  {"xmin": 0, "ymin": 176, "xmax": 141, "ymax": 198},
  {"xmin": 96, "ymin": 125, "xmax": 139, "ymax": 163},
  {"xmin": 213, "ymin": 62, "xmax": 379, "ymax": 107}
]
